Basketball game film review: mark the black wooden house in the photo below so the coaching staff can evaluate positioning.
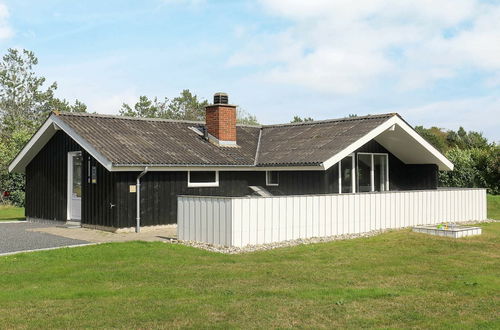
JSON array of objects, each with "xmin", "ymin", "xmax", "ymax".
[{"xmin": 9, "ymin": 93, "xmax": 453, "ymax": 231}]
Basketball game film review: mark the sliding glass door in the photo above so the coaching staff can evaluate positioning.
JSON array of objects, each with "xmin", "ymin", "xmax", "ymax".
[
  {"xmin": 357, "ymin": 154, "xmax": 372, "ymax": 192},
  {"xmin": 373, "ymin": 154, "xmax": 388, "ymax": 191},
  {"xmin": 338, "ymin": 154, "xmax": 355, "ymax": 193},
  {"xmin": 357, "ymin": 153, "xmax": 389, "ymax": 192}
]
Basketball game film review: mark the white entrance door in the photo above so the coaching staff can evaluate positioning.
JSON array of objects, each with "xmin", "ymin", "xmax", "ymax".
[{"xmin": 67, "ymin": 152, "xmax": 82, "ymax": 221}]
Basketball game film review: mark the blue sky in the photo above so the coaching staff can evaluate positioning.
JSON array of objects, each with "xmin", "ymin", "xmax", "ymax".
[{"xmin": 1, "ymin": 0, "xmax": 499, "ymax": 141}]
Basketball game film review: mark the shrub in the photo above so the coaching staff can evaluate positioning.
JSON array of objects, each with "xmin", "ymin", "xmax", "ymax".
[{"xmin": 439, "ymin": 146, "xmax": 500, "ymax": 194}]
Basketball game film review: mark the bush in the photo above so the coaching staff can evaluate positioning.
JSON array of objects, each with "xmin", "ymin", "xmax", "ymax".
[
  {"xmin": 0, "ymin": 173, "xmax": 25, "ymax": 207},
  {"xmin": 439, "ymin": 147, "xmax": 500, "ymax": 194},
  {"xmin": 7, "ymin": 190, "xmax": 25, "ymax": 207}
]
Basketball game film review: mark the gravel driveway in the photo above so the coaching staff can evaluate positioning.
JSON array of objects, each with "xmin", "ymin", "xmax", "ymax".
[{"xmin": 0, "ymin": 222, "xmax": 90, "ymax": 255}]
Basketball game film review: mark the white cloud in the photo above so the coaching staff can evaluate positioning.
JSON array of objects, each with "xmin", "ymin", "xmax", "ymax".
[
  {"xmin": 0, "ymin": 3, "xmax": 13, "ymax": 40},
  {"xmin": 228, "ymin": 0, "xmax": 500, "ymax": 93}
]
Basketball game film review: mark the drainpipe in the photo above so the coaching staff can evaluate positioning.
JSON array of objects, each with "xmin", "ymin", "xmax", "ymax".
[{"xmin": 136, "ymin": 167, "xmax": 148, "ymax": 233}]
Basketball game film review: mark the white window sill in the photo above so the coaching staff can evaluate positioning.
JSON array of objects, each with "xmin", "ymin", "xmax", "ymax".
[{"xmin": 187, "ymin": 182, "xmax": 219, "ymax": 188}]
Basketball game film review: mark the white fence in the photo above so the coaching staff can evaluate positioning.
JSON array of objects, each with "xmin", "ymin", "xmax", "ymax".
[{"xmin": 177, "ymin": 188, "xmax": 487, "ymax": 247}]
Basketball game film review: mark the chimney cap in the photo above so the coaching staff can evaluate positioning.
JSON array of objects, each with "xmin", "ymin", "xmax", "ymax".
[{"xmin": 213, "ymin": 92, "xmax": 229, "ymax": 105}]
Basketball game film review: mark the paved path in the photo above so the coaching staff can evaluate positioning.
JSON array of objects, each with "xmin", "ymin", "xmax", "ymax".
[
  {"xmin": 0, "ymin": 222, "xmax": 90, "ymax": 255},
  {"xmin": 32, "ymin": 225, "xmax": 177, "ymax": 243}
]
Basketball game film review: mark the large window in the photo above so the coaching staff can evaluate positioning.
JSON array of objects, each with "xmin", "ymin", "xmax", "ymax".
[
  {"xmin": 357, "ymin": 153, "xmax": 389, "ymax": 192},
  {"xmin": 187, "ymin": 171, "xmax": 219, "ymax": 187},
  {"xmin": 338, "ymin": 154, "xmax": 355, "ymax": 193}
]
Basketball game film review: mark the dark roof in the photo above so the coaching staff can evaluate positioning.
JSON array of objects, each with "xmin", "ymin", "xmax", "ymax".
[
  {"xmin": 257, "ymin": 114, "xmax": 394, "ymax": 166},
  {"xmin": 55, "ymin": 112, "xmax": 395, "ymax": 167},
  {"xmin": 56, "ymin": 113, "xmax": 259, "ymax": 166}
]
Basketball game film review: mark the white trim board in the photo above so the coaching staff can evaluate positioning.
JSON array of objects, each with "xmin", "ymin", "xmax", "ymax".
[
  {"xmin": 67, "ymin": 151, "xmax": 82, "ymax": 221},
  {"xmin": 8, "ymin": 114, "xmax": 114, "ymax": 173},
  {"xmin": 9, "ymin": 113, "xmax": 453, "ymax": 174},
  {"xmin": 8, "ymin": 117, "xmax": 58, "ymax": 173},
  {"xmin": 109, "ymin": 165, "xmax": 325, "ymax": 172},
  {"xmin": 356, "ymin": 152, "xmax": 389, "ymax": 192},
  {"xmin": 52, "ymin": 116, "xmax": 113, "ymax": 171},
  {"xmin": 321, "ymin": 116, "xmax": 453, "ymax": 171}
]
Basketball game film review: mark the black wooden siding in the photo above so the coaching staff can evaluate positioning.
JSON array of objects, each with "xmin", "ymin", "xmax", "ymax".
[
  {"xmin": 26, "ymin": 131, "xmax": 438, "ymax": 228},
  {"xmin": 82, "ymin": 155, "xmax": 117, "ymax": 227},
  {"xmin": 354, "ymin": 140, "xmax": 438, "ymax": 191},
  {"xmin": 26, "ymin": 131, "xmax": 118, "ymax": 227},
  {"xmin": 115, "ymin": 171, "xmax": 265, "ymax": 228},
  {"xmin": 26, "ymin": 131, "xmax": 82, "ymax": 221}
]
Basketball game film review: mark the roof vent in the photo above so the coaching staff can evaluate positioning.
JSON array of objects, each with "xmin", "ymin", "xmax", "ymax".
[{"xmin": 213, "ymin": 92, "xmax": 228, "ymax": 104}]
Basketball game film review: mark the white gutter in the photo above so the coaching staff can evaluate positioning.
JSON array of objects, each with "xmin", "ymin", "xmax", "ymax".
[{"xmin": 136, "ymin": 167, "xmax": 148, "ymax": 233}]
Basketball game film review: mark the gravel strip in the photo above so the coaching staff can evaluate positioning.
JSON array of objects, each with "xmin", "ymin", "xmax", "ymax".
[
  {"xmin": 169, "ymin": 219, "xmax": 497, "ymax": 254},
  {"xmin": 0, "ymin": 222, "xmax": 90, "ymax": 254}
]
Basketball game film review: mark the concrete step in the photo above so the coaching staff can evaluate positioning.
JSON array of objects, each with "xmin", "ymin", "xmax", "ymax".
[{"xmin": 57, "ymin": 220, "xmax": 82, "ymax": 228}]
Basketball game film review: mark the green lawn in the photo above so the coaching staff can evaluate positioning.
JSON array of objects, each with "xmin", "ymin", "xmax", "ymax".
[
  {"xmin": 487, "ymin": 194, "xmax": 500, "ymax": 220},
  {"xmin": 0, "ymin": 222, "xmax": 499, "ymax": 328},
  {"xmin": 0, "ymin": 197, "xmax": 498, "ymax": 328},
  {"xmin": 0, "ymin": 205, "xmax": 24, "ymax": 221}
]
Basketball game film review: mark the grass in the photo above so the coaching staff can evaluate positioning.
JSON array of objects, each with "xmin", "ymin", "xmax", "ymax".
[
  {"xmin": 0, "ymin": 222, "xmax": 499, "ymax": 328},
  {"xmin": 487, "ymin": 194, "xmax": 500, "ymax": 220},
  {"xmin": 0, "ymin": 205, "xmax": 24, "ymax": 221},
  {"xmin": 0, "ymin": 196, "xmax": 498, "ymax": 328}
]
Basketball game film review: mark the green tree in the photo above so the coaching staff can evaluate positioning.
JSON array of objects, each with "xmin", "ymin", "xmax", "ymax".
[
  {"xmin": 439, "ymin": 148, "xmax": 482, "ymax": 188},
  {"xmin": 0, "ymin": 49, "xmax": 57, "ymax": 136},
  {"xmin": 0, "ymin": 129, "xmax": 31, "ymax": 205},
  {"xmin": 120, "ymin": 90, "xmax": 259, "ymax": 124},
  {"xmin": 237, "ymin": 108, "xmax": 259, "ymax": 125},
  {"xmin": 119, "ymin": 96, "xmax": 169, "ymax": 118},
  {"xmin": 166, "ymin": 89, "xmax": 208, "ymax": 121},
  {"xmin": 414, "ymin": 126, "xmax": 448, "ymax": 152},
  {"xmin": 0, "ymin": 48, "xmax": 86, "ymax": 206},
  {"xmin": 291, "ymin": 115, "xmax": 314, "ymax": 123},
  {"xmin": 439, "ymin": 146, "xmax": 499, "ymax": 194},
  {"xmin": 447, "ymin": 127, "xmax": 490, "ymax": 150}
]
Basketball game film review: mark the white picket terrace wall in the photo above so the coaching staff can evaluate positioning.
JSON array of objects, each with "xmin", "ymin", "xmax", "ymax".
[{"xmin": 177, "ymin": 188, "xmax": 487, "ymax": 247}]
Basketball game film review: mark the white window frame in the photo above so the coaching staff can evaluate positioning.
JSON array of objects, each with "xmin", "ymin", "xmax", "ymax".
[
  {"xmin": 356, "ymin": 153, "xmax": 389, "ymax": 192},
  {"xmin": 266, "ymin": 171, "xmax": 279, "ymax": 186},
  {"xmin": 338, "ymin": 154, "xmax": 356, "ymax": 194},
  {"xmin": 187, "ymin": 170, "xmax": 219, "ymax": 187},
  {"xmin": 67, "ymin": 151, "xmax": 82, "ymax": 221}
]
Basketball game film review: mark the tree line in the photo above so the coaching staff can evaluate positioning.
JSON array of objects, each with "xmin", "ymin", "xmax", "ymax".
[
  {"xmin": 0, "ymin": 48, "xmax": 498, "ymax": 207},
  {"xmin": 414, "ymin": 126, "xmax": 499, "ymax": 194},
  {"xmin": 0, "ymin": 49, "xmax": 258, "ymax": 206}
]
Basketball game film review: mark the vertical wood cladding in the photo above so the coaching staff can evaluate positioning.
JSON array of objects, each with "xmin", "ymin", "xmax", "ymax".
[
  {"xmin": 115, "ymin": 171, "xmax": 265, "ymax": 228},
  {"xmin": 81, "ymin": 154, "xmax": 117, "ymax": 227},
  {"xmin": 354, "ymin": 140, "xmax": 438, "ymax": 191},
  {"xmin": 25, "ymin": 131, "xmax": 117, "ymax": 226},
  {"xmin": 25, "ymin": 131, "xmax": 82, "ymax": 221},
  {"xmin": 26, "ymin": 130, "xmax": 439, "ymax": 228}
]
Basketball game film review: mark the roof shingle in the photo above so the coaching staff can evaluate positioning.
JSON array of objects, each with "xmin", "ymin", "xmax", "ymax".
[{"xmin": 55, "ymin": 112, "xmax": 395, "ymax": 167}]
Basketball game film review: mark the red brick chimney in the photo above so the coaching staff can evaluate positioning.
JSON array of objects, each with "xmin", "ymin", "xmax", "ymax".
[{"xmin": 205, "ymin": 92, "xmax": 237, "ymax": 146}]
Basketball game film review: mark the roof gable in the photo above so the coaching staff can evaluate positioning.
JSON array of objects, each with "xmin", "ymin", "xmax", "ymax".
[
  {"xmin": 8, "ymin": 111, "xmax": 453, "ymax": 173},
  {"xmin": 55, "ymin": 112, "xmax": 260, "ymax": 166},
  {"xmin": 256, "ymin": 114, "xmax": 393, "ymax": 166}
]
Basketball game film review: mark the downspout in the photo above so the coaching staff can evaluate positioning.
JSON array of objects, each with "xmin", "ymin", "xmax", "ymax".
[{"xmin": 136, "ymin": 167, "xmax": 148, "ymax": 233}]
